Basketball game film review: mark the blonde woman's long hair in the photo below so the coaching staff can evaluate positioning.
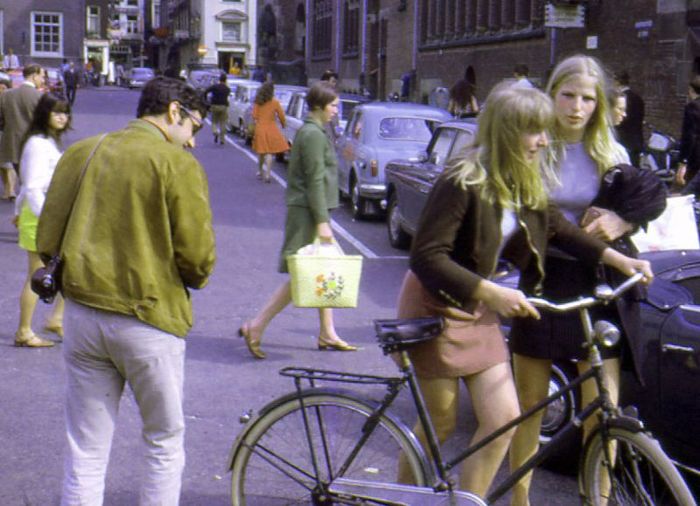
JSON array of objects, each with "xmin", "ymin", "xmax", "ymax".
[
  {"xmin": 447, "ymin": 82, "xmax": 553, "ymax": 210},
  {"xmin": 545, "ymin": 55, "xmax": 627, "ymax": 181}
]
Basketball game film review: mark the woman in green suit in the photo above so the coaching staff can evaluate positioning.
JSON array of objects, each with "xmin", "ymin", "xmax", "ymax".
[{"xmin": 239, "ymin": 82, "xmax": 357, "ymax": 359}]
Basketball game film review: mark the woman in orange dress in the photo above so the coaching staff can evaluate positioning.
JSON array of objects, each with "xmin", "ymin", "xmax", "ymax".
[{"xmin": 252, "ymin": 82, "xmax": 288, "ymax": 183}]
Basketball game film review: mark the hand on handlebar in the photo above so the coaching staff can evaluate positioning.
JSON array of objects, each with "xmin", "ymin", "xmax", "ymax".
[
  {"xmin": 474, "ymin": 280, "xmax": 540, "ymax": 320},
  {"xmin": 601, "ymin": 248, "xmax": 653, "ymax": 285}
]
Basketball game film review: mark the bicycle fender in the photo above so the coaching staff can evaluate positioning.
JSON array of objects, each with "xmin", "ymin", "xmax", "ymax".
[
  {"xmin": 578, "ymin": 414, "xmax": 647, "ymax": 471},
  {"xmin": 225, "ymin": 386, "xmax": 433, "ymax": 479}
]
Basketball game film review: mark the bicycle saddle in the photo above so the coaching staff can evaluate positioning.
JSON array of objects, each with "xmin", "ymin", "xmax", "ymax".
[{"xmin": 374, "ymin": 317, "xmax": 444, "ymax": 354}]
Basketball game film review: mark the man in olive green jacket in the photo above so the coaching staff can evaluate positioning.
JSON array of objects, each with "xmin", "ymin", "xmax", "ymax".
[{"xmin": 37, "ymin": 77, "xmax": 215, "ymax": 505}]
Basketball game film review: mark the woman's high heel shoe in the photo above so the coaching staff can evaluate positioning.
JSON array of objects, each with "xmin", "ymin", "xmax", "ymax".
[
  {"xmin": 238, "ymin": 323, "xmax": 266, "ymax": 359},
  {"xmin": 317, "ymin": 337, "xmax": 358, "ymax": 352}
]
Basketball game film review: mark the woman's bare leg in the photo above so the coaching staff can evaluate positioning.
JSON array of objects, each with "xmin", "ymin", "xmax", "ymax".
[
  {"xmin": 509, "ymin": 354, "xmax": 552, "ymax": 506},
  {"xmin": 460, "ymin": 362, "xmax": 520, "ymax": 497}
]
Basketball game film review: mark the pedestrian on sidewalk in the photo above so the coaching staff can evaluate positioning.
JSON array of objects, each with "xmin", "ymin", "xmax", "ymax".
[
  {"xmin": 251, "ymin": 81, "xmax": 288, "ymax": 182},
  {"xmin": 205, "ymin": 73, "xmax": 230, "ymax": 145},
  {"xmin": 63, "ymin": 61, "xmax": 79, "ymax": 106},
  {"xmin": 0, "ymin": 63, "xmax": 44, "ymax": 200},
  {"xmin": 239, "ymin": 82, "xmax": 357, "ymax": 359},
  {"xmin": 13, "ymin": 93, "xmax": 71, "ymax": 348},
  {"xmin": 37, "ymin": 76, "xmax": 215, "ymax": 505}
]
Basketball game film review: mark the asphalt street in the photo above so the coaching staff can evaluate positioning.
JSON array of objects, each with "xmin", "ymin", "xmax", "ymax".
[{"xmin": 0, "ymin": 86, "xmax": 577, "ymax": 505}]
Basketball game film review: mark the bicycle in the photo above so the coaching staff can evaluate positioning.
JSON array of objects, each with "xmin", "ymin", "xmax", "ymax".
[{"xmin": 227, "ymin": 274, "xmax": 696, "ymax": 505}]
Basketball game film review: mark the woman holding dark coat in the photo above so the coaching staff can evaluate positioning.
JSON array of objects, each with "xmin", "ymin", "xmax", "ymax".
[
  {"xmin": 395, "ymin": 82, "xmax": 652, "ymax": 497},
  {"xmin": 238, "ymin": 82, "xmax": 357, "ymax": 359}
]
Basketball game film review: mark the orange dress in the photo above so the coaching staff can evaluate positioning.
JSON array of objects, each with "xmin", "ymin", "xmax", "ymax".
[{"xmin": 252, "ymin": 99, "xmax": 289, "ymax": 155}]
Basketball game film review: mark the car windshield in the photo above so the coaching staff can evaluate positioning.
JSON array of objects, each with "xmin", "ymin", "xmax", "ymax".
[
  {"xmin": 339, "ymin": 100, "xmax": 362, "ymax": 122},
  {"xmin": 275, "ymin": 90, "xmax": 295, "ymax": 109},
  {"xmin": 378, "ymin": 117, "xmax": 440, "ymax": 142}
]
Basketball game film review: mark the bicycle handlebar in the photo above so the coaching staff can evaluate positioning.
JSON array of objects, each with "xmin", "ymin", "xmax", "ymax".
[{"xmin": 526, "ymin": 272, "xmax": 644, "ymax": 313}]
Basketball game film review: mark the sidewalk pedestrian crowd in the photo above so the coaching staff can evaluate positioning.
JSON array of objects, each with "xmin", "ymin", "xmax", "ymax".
[{"xmin": 0, "ymin": 53, "xmax": 682, "ymax": 505}]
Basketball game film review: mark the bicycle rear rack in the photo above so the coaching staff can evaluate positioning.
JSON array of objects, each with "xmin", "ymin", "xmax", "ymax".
[{"xmin": 280, "ymin": 366, "xmax": 403, "ymax": 388}]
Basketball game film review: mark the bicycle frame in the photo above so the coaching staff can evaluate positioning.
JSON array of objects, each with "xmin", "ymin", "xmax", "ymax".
[{"xmin": 269, "ymin": 274, "xmax": 644, "ymax": 504}]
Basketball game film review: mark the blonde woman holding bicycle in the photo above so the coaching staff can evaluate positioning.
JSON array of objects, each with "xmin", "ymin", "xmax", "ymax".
[{"xmin": 396, "ymin": 81, "xmax": 651, "ymax": 498}]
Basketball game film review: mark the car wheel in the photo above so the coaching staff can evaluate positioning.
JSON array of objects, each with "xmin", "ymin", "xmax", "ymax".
[
  {"xmin": 539, "ymin": 361, "xmax": 581, "ymax": 473},
  {"xmin": 350, "ymin": 177, "xmax": 368, "ymax": 220},
  {"xmin": 387, "ymin": 193, "xmax": 411, "ymax": 250}
]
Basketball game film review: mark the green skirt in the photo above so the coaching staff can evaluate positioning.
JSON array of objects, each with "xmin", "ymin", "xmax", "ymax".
[
  {"xmin": 18, "ymin": 203, "xmax": 39, "ymax": 252},
  {"xmin": 277, "ymin": 206, "xmax": 318, "ymax": 273}
]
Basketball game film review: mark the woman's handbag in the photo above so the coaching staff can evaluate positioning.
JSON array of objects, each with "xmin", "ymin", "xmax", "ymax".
[
  {"xmin": 30, "ymin": 134, "xmax": 107, "ymax": 304},
  {"xmin": 288, "ymin": 239, "xmax": 363, "ymax": 308}
]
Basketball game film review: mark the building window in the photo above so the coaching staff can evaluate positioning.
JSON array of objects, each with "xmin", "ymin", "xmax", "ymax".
[
  {"xmin": 87, "ymin": 6, "xmax": 100, "ymax": 35},
  {"xmin": 312, "ymin": 0, "xmax": 332, "ymax": 58},
  {"xmin": 222, "ymin": 21, "xmax": 242, "ymax": 42},
  {"xmin": 342, "ymin": 0, "xmax": 359, "ymax": 56},
  {"xmin": 420, "ymin": 0, "xmax": 545, "ymax": 48},
  {"xmin": 31, "ymin": 11, "xmax": 62, "ymax": 57},
  {"xmin": 126, "ymin": 15, "xmax": 138, "ymax": 34}
]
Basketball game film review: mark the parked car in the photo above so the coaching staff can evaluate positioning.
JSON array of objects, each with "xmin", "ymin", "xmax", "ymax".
[
  {"xmin": 337, "ymin": 92, "xmax": 371, "ymax": 133},
  {"xmin": 127, "ymin": 67, "xmax": 155, "ymax": 89},
  {"xmin": 227, "ymin": 80, "xmax": 262, "ymax": 136},
  {"xmin": 187, "ymin": 69, "xmax": 220, "ymax": 96},
  {"xmin": 282, "ymin": 88, "xmax": 308, "ymax": 151},
  {"xmin": 336, "ymin": 102, "xmax": 452, "ymax": 219},
  {"xmin": 523, "ymin": 249, "xmax": 700, "ymax": 478},
  {"xmin": 384, "ymin": 118, "xmax": 477, "ymax": 249}
]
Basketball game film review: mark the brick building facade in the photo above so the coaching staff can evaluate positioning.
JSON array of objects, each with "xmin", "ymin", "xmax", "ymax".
[
  {"xmin": 271, "ymin": 0, "xmax": 700, "ymax": 137},
  {"xmin": 0, "ymin": 0, "xmax": 85, "ymax": 69}
]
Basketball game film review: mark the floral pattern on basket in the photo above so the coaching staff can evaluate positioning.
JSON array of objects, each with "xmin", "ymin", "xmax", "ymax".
[{"xmin": 316, "ymin": 273, "xmax": 345, "ymax": 300}]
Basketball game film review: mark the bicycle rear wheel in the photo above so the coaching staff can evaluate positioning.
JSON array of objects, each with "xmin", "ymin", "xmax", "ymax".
[
  {"xmin": 580, "ymin": 425, "xmax": 695, "ymax": 505},
  {"xmin": 230, "ymin": 391, "xmax": 429, "ymax": 505}
]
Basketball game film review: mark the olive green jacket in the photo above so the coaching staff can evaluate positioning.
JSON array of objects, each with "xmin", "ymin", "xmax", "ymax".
[
  {"xmin": 37, "ymin": 120, "xmax": 216, "ymax": 337},
  {"xmin": 286, "ymin": 117, "xmax": 339, "ymax": 223}
]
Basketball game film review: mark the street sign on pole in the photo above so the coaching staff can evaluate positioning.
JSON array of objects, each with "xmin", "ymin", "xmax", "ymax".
[{"xmin": 545, "ymin": 3, "xmax": 585, "ymax": 28}]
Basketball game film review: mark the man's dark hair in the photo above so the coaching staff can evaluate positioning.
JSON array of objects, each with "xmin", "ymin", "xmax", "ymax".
[
  {"xmin": 137, "ymin": 76, "xmax": 207, "ymax": 119},
  {"xmin": 514, "ymin": 64, "xmax": 529, "ymax": 77},
  {"xmin": 23, "ymin": 63, "xmax": 43, "ymax": 78},
  {"xmin": 615, "ymin": 71, "xmax": 631, "ymax": 86},
  {"xmin": 219, "ymin": 73, "xmax": 227, "ymax": 83},
  {"xmin": 320, "ymin": 69, "xmax": 339, "ymax": 82}
]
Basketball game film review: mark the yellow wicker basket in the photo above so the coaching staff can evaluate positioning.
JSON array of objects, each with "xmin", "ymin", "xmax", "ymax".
[{"xmin": 288, "ymin": 241, "xmax": 363, "ymax": 308}]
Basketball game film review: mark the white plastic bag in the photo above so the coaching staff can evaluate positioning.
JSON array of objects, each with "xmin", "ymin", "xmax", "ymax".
[{"xmin": 631, "ymin": 195, "xmax": 700, "ymax": 252}]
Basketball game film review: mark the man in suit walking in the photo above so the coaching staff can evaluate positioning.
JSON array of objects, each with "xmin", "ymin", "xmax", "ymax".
[
  {"xmin": 614, "ymin": 71, "xmax": 645, "ymax": 167},
  {"xmin": 0, "ymin": 63, "xmax": 44, "ymax": 198},
  {"xmin": 63, "ymin": 61, "xmax": 79, "ymax": 105}
]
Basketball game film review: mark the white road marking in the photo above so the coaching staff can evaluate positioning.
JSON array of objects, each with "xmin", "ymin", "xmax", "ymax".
[{"xmin": 204, "ymin": 118, "xmax": 408, "ymax": 260}]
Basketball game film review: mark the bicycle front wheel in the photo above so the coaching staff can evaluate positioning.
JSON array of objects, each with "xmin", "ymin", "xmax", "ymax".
[
  {"xmin": 230, "ymin": 391, "xmax": 429, "ymax": 505},
  {"xmin": 580, "ymin": 425, "xmax": 695, "ymax": 505}
]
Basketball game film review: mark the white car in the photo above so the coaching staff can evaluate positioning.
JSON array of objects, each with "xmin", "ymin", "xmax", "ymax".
[{"xmin": 227, "ymin": 80, "xmax": 262, "ymax": 135}]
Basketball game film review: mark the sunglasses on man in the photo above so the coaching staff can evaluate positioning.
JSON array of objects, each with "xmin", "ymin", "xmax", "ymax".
[{"xmin": 178, "ymin": 104, "xmax": 203, "ymax": 135}]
